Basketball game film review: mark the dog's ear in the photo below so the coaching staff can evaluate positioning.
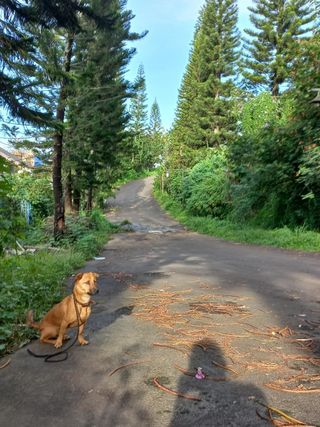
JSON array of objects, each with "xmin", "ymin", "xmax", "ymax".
[
  {"xmin": 74, "ymin": 272, "xmax": 84, "ymax": 282},
  {"xmin": 94, "ymin": 273, "xmax": 100, "ymax": 279}
]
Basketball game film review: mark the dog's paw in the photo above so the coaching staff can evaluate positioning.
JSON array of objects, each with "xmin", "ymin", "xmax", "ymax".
[
  {"xmin": 54, "ymin": 340, "xmax": 63, "ymax": 348},
  {"xmin": 79, "ymin": 338, "xmax": 89, "ymax": 346},
  {"xmin": 63, "ymin": 334, "xmax": 71, "ymax": 341}
]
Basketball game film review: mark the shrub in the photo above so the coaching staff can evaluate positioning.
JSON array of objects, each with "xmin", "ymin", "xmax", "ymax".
[
  {"xmin": 182, "ymin": 148, "xmax": 230, "ymax": 217},
  {"xmin": 11, "ymin": 172, "xmax": 54, "ymax": 220},
  {"xmin": 165, "ymin": 170, "xmax": 188, "ymax": 202}
]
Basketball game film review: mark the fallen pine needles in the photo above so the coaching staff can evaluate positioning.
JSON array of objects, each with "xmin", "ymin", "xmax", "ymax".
[
  {"xmin": 153, "ymin": 377, "xmax": 201, "ymax": 401},
  {"xmin": 108, "ymin": 359, "xmax": 150, "ymax": 377},
  {"xmin": 282, "ymin": 354, "xmax": 320, "ymax": 367},
  {"xmin": 245, "ymin": 361, "xmax": 282, "ymax": 371},
  {"xmin": 265, "ymin": 374, "xmax": 320, "ymax": 393},
  {"xmin": 256, "ymin": 400, "xmax": 313, "ymax": 426},
  {"xmin": 189, "ymin": 301, "xmax": 249, "ymax": 316},
  {"xmin": 212, "ymin": 359, "xmax": 239, "ymax": 376}
]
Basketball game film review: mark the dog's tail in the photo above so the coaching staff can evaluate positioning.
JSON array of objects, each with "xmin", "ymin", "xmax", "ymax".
[{"xmin": 26, "ymin": 310, "xmax": 40, "ymax": 329}]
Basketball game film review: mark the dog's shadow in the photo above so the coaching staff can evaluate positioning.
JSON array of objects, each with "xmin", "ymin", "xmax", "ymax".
[{"xmin": 87, "ymin": 304, "xmax": 134, "ymax": 334}]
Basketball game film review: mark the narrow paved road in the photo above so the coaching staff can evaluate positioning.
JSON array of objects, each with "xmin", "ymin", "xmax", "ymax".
[{"xmin": 1, "ymin": 177, "xmax": 319, "ymax": 427}]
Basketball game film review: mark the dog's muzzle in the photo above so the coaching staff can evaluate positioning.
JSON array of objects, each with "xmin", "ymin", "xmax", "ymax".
[{"xmin": 88, "ymin": 288, "xmax": 99, "ymax": 295}]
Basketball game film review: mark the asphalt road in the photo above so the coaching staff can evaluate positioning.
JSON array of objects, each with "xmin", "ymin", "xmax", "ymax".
[{"xmin": 0, "ymin": 177, "xmax": 319, "ymax": 427}]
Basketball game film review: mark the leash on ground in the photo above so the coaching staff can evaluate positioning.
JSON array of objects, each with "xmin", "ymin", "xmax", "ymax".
[{"xmin": 27, "ymin": 294, "xmax": 83, "ymax": 363}]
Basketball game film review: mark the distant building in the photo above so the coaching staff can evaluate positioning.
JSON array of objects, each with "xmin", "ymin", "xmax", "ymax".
[
  {"xmin": 12, "ymin": 150, "xmax": 36, "ymax": 168},
  {"xmin": 0, "ymin": 147, "xmax": 41, "ymax": 171},
  {"xmin": 0, "ymin": 146, "xmax": 23, "ymax": 167}
]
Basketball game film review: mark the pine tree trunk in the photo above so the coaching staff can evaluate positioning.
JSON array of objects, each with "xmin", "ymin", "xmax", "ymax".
[
  {"xmin": 272, "ymin": 81, "xmax": 280, "ymax": 97},
  {"xmin": 64, "ymin": 169, "xmax": 73, "ymax": 214},
  {"xmin": 53, "ymin": 33, "xmax": 74, "ymax": 239}
]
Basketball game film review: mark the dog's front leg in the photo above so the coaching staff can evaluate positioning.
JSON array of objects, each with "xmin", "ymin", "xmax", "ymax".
[
  {"xmin": 78, "ymin": 323, "xmax": 89, "ymax": 346},
  {"xmin": 55, "ymin": 320, "xmax": 69, "ymax": 348}
]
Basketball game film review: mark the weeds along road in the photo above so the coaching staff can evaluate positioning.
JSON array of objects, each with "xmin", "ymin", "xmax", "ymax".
[{"xmin": 1, "ymin": 177, "xmax": 319, "ymax": 427}]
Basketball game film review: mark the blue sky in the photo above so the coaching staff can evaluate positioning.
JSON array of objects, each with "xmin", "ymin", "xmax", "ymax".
[{"xmin": 126, "ymin": 0, "xmax": 253, "ymax": 130}]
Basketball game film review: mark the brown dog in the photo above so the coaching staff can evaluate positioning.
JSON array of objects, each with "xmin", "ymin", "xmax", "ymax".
[{"xmin": 27, "ymin": 272, "xmax": 99, "ymax": 348}]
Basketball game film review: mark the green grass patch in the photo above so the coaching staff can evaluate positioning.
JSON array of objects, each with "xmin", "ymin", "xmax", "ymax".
[
  {"xmin": 154, "ymin": 190, "xmax": 320, "ymax": 253},
  {"xmin": 0, "ymin": 210, "xmax": 116, "ymax": 356}
]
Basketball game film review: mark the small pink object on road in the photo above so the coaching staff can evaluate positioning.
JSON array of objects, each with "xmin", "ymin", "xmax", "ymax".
[{"xmin": 195, "ymin": 367, "xmax": 206, "ymax": 380}]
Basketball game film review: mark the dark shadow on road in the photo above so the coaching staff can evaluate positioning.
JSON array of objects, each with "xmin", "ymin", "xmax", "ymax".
[
  {"xmin": 102, "ymin": 229, "xmax": 320, "ymax": 360},
  {"xmin": 169, "ymin": 339, "xmax": 268, "ymax": 427},
  {"xmin": 88, "ymin": 305, "xmax": 134, "ymax": 334}
]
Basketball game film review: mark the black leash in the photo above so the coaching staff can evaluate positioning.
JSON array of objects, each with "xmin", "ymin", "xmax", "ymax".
[{"xmin": 27, "ymin": 293, "xmax": 84, "ymax": 363}]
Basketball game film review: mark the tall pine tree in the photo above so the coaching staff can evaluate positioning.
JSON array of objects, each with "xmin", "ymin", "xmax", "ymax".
[
  {"xmin": 1, "ymin": 0, "xmax": 115, "ymax": 238},
  {"xmin": 243, "ymin": 0, "xmax": 316, "ymax": 96},
  {"xmin": 129, "ymin": 64, "xmax": 148, "ymax": 135},
  {"xmin": 173, "ymin": 0, "xmax": 240, "ymax": 159},
  {"xmin": 129, "ymin": 64, "xmax": 149, "ymax": 170},
  {"xmin": 149, "ymin": 99, "xmax": 162, "ymax": 136},
  {"xmin": 65, "ymin": 0, "xmax": 144, "ymax": 210},
  {"xmin": 0, "ymin": 0, "xmax": 106, "ymax": 124},
  {"xmin": 148, "ymin": 99, "xmax": 163, "ymax": 165}
]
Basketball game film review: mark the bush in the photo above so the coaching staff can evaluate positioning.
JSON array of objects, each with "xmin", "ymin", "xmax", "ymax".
[
  {"xmin": 11, "ymin": 172, "xmax": 54, "ymax": 220},
  {"xmin": 165, "ymin": 148, "xmax": 230, "ymax": 217},
  {"xmin": 154, "ymin": 189, "xmax": 320, "ymax": 253},
  {"xmin": 165, "ymin": 170, "xmax": 188, "ymax": 202},
  {"xmin": 184, "ymin": 155, "xmax": 229, "ymax": 217},
  {"xmin": 0, "ymin": 159, "xmax": 26, "ymax": 255},
  {"xmin": 0, "ymin": 198, "xmax": 26, "ymax": 255},
  {"xmin": 241, "ymin": 92, "xmax": 293, "ymax": 137}
]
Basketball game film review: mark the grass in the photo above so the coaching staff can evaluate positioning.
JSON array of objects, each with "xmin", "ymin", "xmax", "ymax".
[
  {"xmin": 0, "ymin": 210, "xmax": 117, "ymax": 356},
  {"xmin": 154, "ymin": 190, "xmax": 320, "ymax": 253}
]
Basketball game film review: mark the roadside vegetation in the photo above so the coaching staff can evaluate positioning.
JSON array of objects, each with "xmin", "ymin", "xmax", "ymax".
[
  {"xmin": 0, "ymin": 209, "xmax": 116, "ymax": 356},
  {"xmin": 154, "ymin": 190, "xmax": 320, "ymax": 253},
  {"xmin": 155, "ymin": 0, "xmax": 320, "ymax": 250}
]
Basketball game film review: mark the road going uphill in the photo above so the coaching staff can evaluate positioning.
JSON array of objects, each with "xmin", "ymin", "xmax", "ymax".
[{"xmin": 0, "ymin": 177, "xmax": 319, "ymax": 427}]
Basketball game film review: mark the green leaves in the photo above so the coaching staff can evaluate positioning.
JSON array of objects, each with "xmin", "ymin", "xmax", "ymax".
[
  {"xmin": 0, "ymin": 164, "xmax": 27, "ymax": 255},
  {"xmin": 64, "ymin": 0, "xmax": 145, "ymax": 205},
  {"xmin": 173, "ymin": 0, "xmax": 240, "ymax": 154},
  {"xmin": 0, "ymin": 157, "xmax": 11, "ymax": 198},
  {"xmin": 241, "ymin": 92, "xmax": 294, "ymax": 137},
  {"xmin": 11, "ymin": 172, "xmax": 54, "ymax": 219},
  {"xmin": 243, "ymin": 0, "xmax": 317, "ymax": 95},
  {"xmin": 165, "ymin": 148, "xmax": 230, "ymax": 218}
]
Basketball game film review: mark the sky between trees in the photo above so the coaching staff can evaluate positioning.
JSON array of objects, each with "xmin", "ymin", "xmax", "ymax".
[{"xmin": 126, "ymin": 0, "xmax": 253, "ymax": 129}]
